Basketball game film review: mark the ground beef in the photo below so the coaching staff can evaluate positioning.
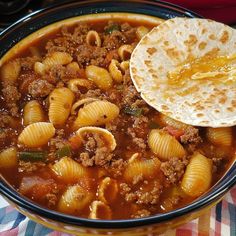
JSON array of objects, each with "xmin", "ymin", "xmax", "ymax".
[
  {"xmin": 131, "ymin": 209, "xmax": 151, "ymax": 219},
  {"xmin": 45, "ymin": 193, "xmax": 58, "ymax": 207},
  {"xmin": 77, "ymin": 44, "xmax": 107, "ymax": 67},
  {"xmin": 120, "ymin": 181, "xmax": 162, "ymax": 205},
  {"xmin": 0, "ymin": 113, "xmax": 12, "ymax": 128},
  {"xmin": 46, "ymin": 23, "xmax": 89, "ymax": 57},
  {"xmin": 49, "ymin": 129, "xmax": 68, "ymax": 150},
  {"xmin": 79, "ymin": 133, "xmax": 113, "ymax": 167},
  {"xmin": 103, "ymin": 31, "xmax": 127, "ymax": 50},
  {"xmin": 180, "ymin": 126, "xmax": 202, "ymax": 145},
  {"xmin": 81, "ymin": 89, "xmax": 104, "ymax": 99},
  {"xmin": 122, "ymin": 85, "xmax": 139, "ymax": 105},
  {"xmin": 127, "ymin": 116, "xmax": 149, "ymax": 149},
  {"xmin": 160, "ymin": 157, "xmax": 188, "ymax": 184},
  {"xmin": 18, "ymin": 161, "xmax": 46, "ymax": 173},
  {"xmin": 105, "ymin": 158, "xmax": 125, "ymax": 177},
  {"xmin": 28, "ymin": 79, "xmax": 54, "ymax": 98},
  {"xmin": 120, "ymin": 23, "xmax": 137, "ymax": 42},
  {"xmin": 20, "ymin": 56, "xmax": 39, "ymax": 70},
  {"xmin": 1, "ymin": 84, "xmax": 21, "ymax": 117}
]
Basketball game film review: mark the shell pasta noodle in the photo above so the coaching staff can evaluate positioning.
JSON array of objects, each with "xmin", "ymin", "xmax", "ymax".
[{"xmin": 0, "ymin": 18, "xmax": 235, "ymax": 221}]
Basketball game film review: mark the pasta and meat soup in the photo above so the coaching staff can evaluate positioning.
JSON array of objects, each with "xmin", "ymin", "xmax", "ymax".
[{"xmin": 0, "ymin": 18, "xmax": 235, "ymax": 220}]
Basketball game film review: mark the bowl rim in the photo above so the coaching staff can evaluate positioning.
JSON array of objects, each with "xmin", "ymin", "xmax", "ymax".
[{"xmin": 1, "ymin": 0, "xmax": 235, "ymax": 230}]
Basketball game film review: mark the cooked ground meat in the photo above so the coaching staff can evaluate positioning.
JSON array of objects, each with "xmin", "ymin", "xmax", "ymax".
[
  {"xmin": 20, "ymin": 56, "xmax": 39, "ymax": 70},
  {"xmin": 45, "ymin": 193, "xmax": 58, "ymax": 207},
  {"xmin": 77, "ymin": 44, "xmax": 107, "ymax": 67},
  {"xmin": 131, "ymin": 209, "xmax": 151, "ymax": 219},
  {"xmin": 28, "ymin": 79, "xmax": 54, "ymax": 98},
  {"xmin": 103, "ymin": 30, "xmax": 127, "ymax": 50},
  {"xmin": 127, "ymin": 128, "xmax": 146, "ymax": 150},
  {"xmin": 160, "ymin": 157, "xmax": 188, "ymax": 184},
  {"xmin": 122, "ymin": 85, "xmax": 139, "ymax": 105},
  {"xmin": 49, "ymin": 129, "xmax": 68, "ymax": 150},
  {"xmin": 180, "ymin": 126, "xmax": 202, "ymax": 145},
  {"xmin": 105, "ymin": 158, "xmax": 125, "ymax": 177},
  {"xmin": 18, "ymin": 161, "xmax": 46, "ymax": 173},
  {"xmin": 120, "ymin": 181, "xmax": 162, "ymax": 205},
  {"xmin": 79, "ymin": 133, "xmax": 114, "ymax": 167},
  {"xmin": 120, "ymin": 22, "xmax": 137, "ymax": 42},
  {"xmin": 1, "ymin": 84, "xmax": 21, "ymax": 116},
  {"xmin": 0, "ymin": 113, "xmax": 12, "ymax": 128},
  {"xmin": 46, "ymin": 23, "xmax": 89, "ymax": 57}
]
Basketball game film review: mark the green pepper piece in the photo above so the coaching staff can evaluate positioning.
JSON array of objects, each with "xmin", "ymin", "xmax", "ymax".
[
  {"xmin": 19, "ymin": 151, "xmax": 47, "ymax": 162},
  {"xmin": 123, "ymin": 106, "xmax": 143, "ymax": 117},
  {"xmin": 105, "ymin": 24, "xmax": 120, "ymax": 34},
  {"xmin": 56, "ymin": 145, "xmax": 71, "ymax": 158}
]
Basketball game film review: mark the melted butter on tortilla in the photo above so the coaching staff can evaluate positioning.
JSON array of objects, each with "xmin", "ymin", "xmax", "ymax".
[{"xmin": 167, "ymin": 54, "xmax": 236, "ymax": 90}]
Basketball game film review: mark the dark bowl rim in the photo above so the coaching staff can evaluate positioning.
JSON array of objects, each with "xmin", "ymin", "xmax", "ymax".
[{"xmin": 1, "ymin": 0, "xmax": 235, "ymax": 230}]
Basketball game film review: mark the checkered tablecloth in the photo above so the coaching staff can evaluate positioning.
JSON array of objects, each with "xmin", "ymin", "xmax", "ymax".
[{"xmin": 0, "ymin": 185, "xmax": 235, "ymax": 236}]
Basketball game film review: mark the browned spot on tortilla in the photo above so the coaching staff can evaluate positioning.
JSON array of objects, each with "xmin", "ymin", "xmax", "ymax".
[
  {"xmin": 147, "ymin": 47, "xmax": 157, "ymax": 55},
  {"xmin": 184, "ymin": 34, "xmax": 198, "ymax": 47},
  {"xmin": 196, "ymin": 103, "xmax": 204, "ymax": 110},
  {"xmin": 198, "ymin": 42, "xmax": 207, "ymax": 50},
  {"xmin": 232, "ymin": 100, "xmax": 236, "ymax": 107},
  {"xmin": 219, "ymin": 96, "xmax": 226, "ymax": 104},
  {"xmin": 152, "ymin": 74, "xmax": 158, "ymax": 79},
  {"xmin": 166, "ymin": 48, "xmax": 181, "ymax": 60},
  {"xmin": 209, "ymin": 34, "xmax": 216, "ymax": 40},
  {"xmin": 148, "ymin": 68, "xmax": 155, "ymax": 74},
  {"xmin": 164, "ymin": 41, "xmax": 169, "ymax": 46},
  {"xmin": 227, "ymin": 107, "xmax": 233, "ymax": 112},
  {"xmin": 161, "ymin": 105, "xmax": 169, "ymax": 110},
  {"xmin": 201, "ymin": 28, "xmax": 207, "ymax": 34},
  {"xmin": 214, "ymin": 109, "xmax": 220, "ymax": 113},
  {"xmin": 201, "ymin": 121, "xmax": 209, "ymax": 124},
  {"xmin": 144, "ymin": 60, "xmax": 151, "ymax": 66},
  {"xmin": 220, "ymin": 30, "xmax": 229, "ymax": 44},
  {"xmin": 197, "ymin": 113, "xmax": 204, "ymax": 117},
  {"xmin": 205, "ymin": 48, "xmax": 219, "ymax": 57}
]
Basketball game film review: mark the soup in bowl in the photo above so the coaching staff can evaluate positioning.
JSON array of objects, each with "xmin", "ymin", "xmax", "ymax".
[{"xmin": 0, "ymin": 1, "xmax": 235, "ymax": 235}]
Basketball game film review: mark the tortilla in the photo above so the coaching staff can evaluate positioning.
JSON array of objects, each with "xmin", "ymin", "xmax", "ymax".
[{"xmin": 130, "ymin": 18, "xmax": 236, "ymax": 127}]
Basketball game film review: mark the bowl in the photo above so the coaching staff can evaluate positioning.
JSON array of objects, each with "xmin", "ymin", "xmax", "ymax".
[{"xmin": 0, "ymin": 1, "xmax": 235, "ymax": 235}]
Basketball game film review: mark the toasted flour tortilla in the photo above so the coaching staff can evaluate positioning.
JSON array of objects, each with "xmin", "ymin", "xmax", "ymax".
[{"xmin": 130, "ymin": 18, "xmax": 236, "ymax": 127}]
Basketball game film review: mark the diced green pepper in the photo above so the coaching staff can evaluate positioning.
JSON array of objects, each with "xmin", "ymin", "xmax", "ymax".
[
  {"xmin": 19, "ymin": 151, "xmax": 47, "ymax": 162},
  {"xmin": 148, "ymin": 121, "xmax": 160, "ymax": 129},
  {"xmin": 123, "ymin": 106, "xmax": 143, "ymax": 117},
  {"xmin": 105, "ymin": 24, "xmax": 120, "ymax": 34},
  {"xmin": 56, "ymin": 145, "xmax": 71, "ymax": 158}
]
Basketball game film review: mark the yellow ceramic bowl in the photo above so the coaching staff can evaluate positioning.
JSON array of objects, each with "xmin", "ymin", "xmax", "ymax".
[{"xmin": 0, "ymin": 1, "xmax": 235, "ymax": 235}]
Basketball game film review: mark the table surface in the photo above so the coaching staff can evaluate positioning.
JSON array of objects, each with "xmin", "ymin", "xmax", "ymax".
[{"xmin": 0, "ymin": 185, "xmax": 236, "ymax": 236}]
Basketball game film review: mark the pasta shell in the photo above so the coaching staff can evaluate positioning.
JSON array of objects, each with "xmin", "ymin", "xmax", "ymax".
[
  {"xmin": 108, "ymin": 59, "xmax": 123, "ymax": 83},
  {"xmin": 98, "ymin": 177, "xmax": 119, "ymax": 204},
  {"xmin": 206, "ymin": 127, "xmax": 232, "ymax": 146},
  {"xmin": 148, "ymin": 129, "xmax": 186, "ymax": 160},
  {"xmin": 43, "ymin": 51, "xmax": 72, "ymax": 70},
  {"xmin": 51, "ymin": 156, "xmax": 87, "ymax": 183},
  {"xmin": 181, "ymin": 152, "xmax": 212, "ymax": 197},
  {"xmin": 23, "ymin": 100, "xmax": 45, "ymax": 126},
  {"xmin": 49, "ymin": 87, "xmax": 75, "ymax": 126},
  {"xmin": 136, "ymin": 26, "xmax": 149, "ymax": 40},
  {"xmin": 67, "ymin": 62, "xmax": 80, "ymax": 71},
  {"xmin": 71, "ymin": 98, "xmax": 99, "ymax": 115},
  {"xmin": 118, "ymin": 44, "xmax": 134, "ymax": 61},
  {"xmin": 18, "ymin": 122, "xmax": 55, "ymax": 147},
  {"xmin": 76, "ymin": 127, "xmax": 116, "ymax": 151},
  {"xmin": 1, "ymin": 60, "xmax": 21, "ymax": 84},
  {"xmin": 73, "ymin": 100, "xmax": 119, "ymax": 129},
  {"xmin": 89, "ymin": 200, "xmax": 112, "ymax": 220},
  {"xmin": 159, "ymin": 113, "xmax": 190, "ymax": 130},
  {"xmin": 0, "ymin": 147, "xmax": 18, "ymax": 168},
  {"xmin": 86, "ymin": 30, "xmax": 101, "ymax": 47},
  {"xmin": 85, "ymin": 65, "xmax": 113, "ymax": 90},
  {"xmin": 58, "ymin": 185, "xmax": 92, "ymax": 214},
  {"xmin": 124, "ymin": 157, "xmax": 161, "ymax": 182},
  {"xmin": 67, "ymin": 79, "xmax": 93, "ymax": 93}
]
